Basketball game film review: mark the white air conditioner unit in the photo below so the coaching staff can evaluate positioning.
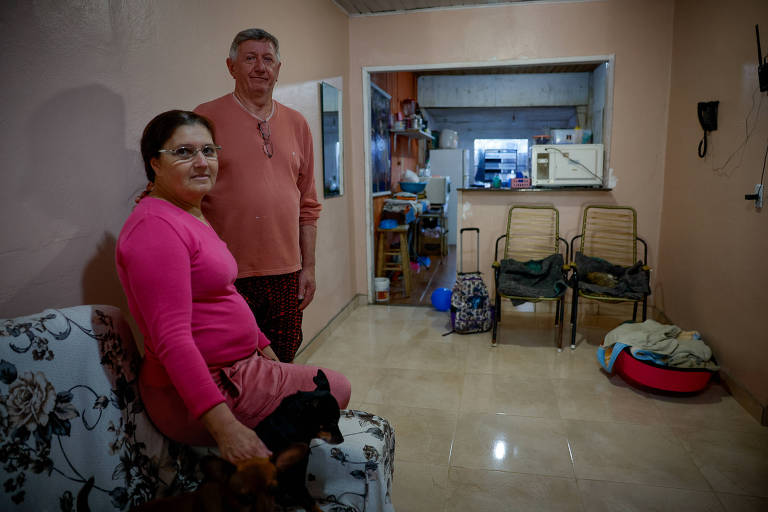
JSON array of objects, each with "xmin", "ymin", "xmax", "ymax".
[{"xmin": 531, "ymin": 144, "xmax": 604, "ymax": 187}]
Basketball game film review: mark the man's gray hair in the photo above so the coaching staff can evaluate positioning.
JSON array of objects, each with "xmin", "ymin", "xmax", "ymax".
[{"xmin": 229, "ymin": 28, "xmax": 280, "ymax": 61}]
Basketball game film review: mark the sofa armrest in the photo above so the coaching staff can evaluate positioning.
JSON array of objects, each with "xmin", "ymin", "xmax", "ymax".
[{"xmin": 0, "ymin": 305, "xmax": 201, "ymax": 511}]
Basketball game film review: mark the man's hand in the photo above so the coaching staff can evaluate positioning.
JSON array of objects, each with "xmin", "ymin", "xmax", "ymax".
[
  {"xmin": 297, "ymin": 266, "xmax": 316, "ymax": 310},
  {"xmin": 298, "ymin": 225, "xmax": 317, "ymax": 311}
]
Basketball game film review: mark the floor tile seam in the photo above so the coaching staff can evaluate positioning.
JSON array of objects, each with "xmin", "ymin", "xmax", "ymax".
[
  {"xmin": 445, "ymin": 463, "xmax": 578, "ymax": 481},
  {"xmin": 460, "ymin": 375, "xmax": 561, "ymax": 391},
  {"xmin": 573, "ymin": 476, "xmax": 723, "ymax": 494},
  {"xmin": 462, "ymin": 370, "xmax": 559, "ymax": 382},
  {"xmin": 712, "ymin": 492, "xmax": 730, "ymax": 512},
  {"xmin": 554, "ymin": 412, "xmax": 674, "ymax": 428},
  {"xmin": 456, "ymin": 407, "xmax": 562, "ymax": 420},
  {"xmin": 666, "ymin": 424, "xmax": 768, "ymax": 453},
  {"xmin": 443, "ymin": 410, "xmax": 458, "ymax": 469},
  {"xmin": 714, "ymin": 490, "xmax": 768, "ymax": 500},
  {"xmin": 559, "ymin": 416, "xmax": 684, "ymax": 434},
  {"xmin": 377, "ymin": 366, "xmax": 468, "ymax": 378},
  {"xmin": 455, "ymin": 409, "xmax": 567, "ymax": 423},
  {"xmin": 376, "ymin": 363, "xmax": 467, "ymax": 373},
  {"xmin": 356, "ymin": 401, "xmax": 461, "ymax": 419},
  {"xmin": 560, "ymin": 418, "xmax": 709, "ymax": 477},
  {"xmin": 365, "ymin": 402, "xmax": 461, "ymax": 414},
  {"xmin": 666, "ymin": 423, "xmax": 768, "ymax": 438},
  {"xmin": 556, "ymin": 396, "xmax": 670, "ymax": 428},
  {"xmin": 384, "ymin": 343, "xmax": 472, "ymax": 356},
  {"xmin": 665, "ymin": 429, "xmax": 749, "ymax": 496}
]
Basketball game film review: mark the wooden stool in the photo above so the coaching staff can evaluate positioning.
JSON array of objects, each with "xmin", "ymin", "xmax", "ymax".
[{"xmin": 376, "ymin": 225, "xmax": 411, "ymax": 298}]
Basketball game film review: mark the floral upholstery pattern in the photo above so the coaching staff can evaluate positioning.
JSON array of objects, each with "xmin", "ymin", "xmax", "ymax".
[{"xmin": 0, "ymin": 306, "xmax": 394, "ymax": 511}]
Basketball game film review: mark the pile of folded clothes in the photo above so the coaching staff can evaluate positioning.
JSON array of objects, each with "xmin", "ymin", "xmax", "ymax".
[{"xmin": 598, "ymin": 319, "xmax": 719, "ymax": 372}]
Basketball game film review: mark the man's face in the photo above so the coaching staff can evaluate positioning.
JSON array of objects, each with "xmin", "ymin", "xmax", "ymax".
[{"xmin": 227, "ymin": 39, "xmax": 281, "ymax": 99}]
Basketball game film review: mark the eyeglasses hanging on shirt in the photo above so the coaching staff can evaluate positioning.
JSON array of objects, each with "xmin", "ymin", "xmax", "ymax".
[{"xmin": 257, "ymin": 120, "xmax": 273, "ymax": 159}]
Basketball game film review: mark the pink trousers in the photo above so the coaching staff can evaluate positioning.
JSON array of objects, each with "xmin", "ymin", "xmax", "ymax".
[{"xmin": 140, "ymin": 353, "xmax": 351, "ymax": 446}]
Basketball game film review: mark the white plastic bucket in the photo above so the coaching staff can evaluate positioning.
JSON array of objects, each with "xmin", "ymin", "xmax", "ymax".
[{"xmin": 374, "ymin": 277, "xmax": 390, "ymax": 303}]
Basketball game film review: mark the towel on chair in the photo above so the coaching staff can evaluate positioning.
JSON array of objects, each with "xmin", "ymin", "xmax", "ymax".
[
  {"xmin": 573, "ymin": 252, "xmax": 650, "ymax": 299},
  {"xmin": 498, "ymin": 253, "xmax": 568, "ymax": 305}
]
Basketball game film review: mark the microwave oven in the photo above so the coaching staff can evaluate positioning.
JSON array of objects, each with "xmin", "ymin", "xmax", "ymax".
[{"xmin": 531, "ymin": 144, "xmax": 604, "ymax": 187}]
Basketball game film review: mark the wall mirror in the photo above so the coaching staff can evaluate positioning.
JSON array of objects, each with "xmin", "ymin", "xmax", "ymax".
[{"xmin": 320, "ymin": 82, "xmax": 343, "ymax": 197}]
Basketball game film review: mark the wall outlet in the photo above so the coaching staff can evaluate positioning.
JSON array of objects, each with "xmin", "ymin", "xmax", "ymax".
[{"xmin": 753, "ymin": 184, "xmax": 764, "ymax": 208}]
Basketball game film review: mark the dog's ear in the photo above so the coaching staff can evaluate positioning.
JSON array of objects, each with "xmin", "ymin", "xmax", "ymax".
[
  {"xmin": 274, "ymin": 443, "xmax": 310, "ymax": 472},
  {"xmin": 200, "ymin": 455, "xmax": 237, "ymax": 484},
  {"xmin": 312, "ymin": 369, "xmax": 330, "ymax": 391}
]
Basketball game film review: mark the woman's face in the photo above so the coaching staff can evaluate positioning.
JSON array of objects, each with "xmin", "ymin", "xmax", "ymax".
[{"xmin": 150, "ymin": 123, "xmax": 218, "ymax": 204}]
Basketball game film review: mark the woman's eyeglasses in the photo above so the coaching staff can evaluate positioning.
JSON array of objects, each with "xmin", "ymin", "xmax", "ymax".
[
  {"xmin": 257, "ymin": 120, "xmax": 273, "ymax": 158},
  {"xmin": 159, "ymin": 144, "xmax": 221, "ymax": 161}
]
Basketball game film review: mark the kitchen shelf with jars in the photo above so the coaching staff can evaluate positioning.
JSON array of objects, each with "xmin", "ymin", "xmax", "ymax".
[{"xmin": 390, "ymin": 98, "xmax": 432, "ymax": 153}]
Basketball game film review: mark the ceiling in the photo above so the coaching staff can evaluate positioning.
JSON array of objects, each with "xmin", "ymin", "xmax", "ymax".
[
  {"xmin": 414, "ymin": 62, "xmax": 600, "ymax": 76},
  {"xmin": 333, "ymin": 0, "xmax": 556, "ymax": 16}
]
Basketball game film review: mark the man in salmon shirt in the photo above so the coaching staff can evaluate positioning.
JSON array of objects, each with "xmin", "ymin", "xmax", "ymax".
[{"xmin": 195, "ymin": 28, "xmax": 321, "ymax": 363}]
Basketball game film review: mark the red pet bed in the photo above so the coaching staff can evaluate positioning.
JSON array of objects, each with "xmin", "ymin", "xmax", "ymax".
[{"xmin": 613, "ymin": 349, "xmax": 715, "ymax": 393}]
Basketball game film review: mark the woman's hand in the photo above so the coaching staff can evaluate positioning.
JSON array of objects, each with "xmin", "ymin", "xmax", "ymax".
[
  {"xmin": 200, "ymin": 403, "xmax": 272, "ymax": 464},
  {"xmin": 215, "ymin": 420, "xmax": 271, "ymax": 464}
]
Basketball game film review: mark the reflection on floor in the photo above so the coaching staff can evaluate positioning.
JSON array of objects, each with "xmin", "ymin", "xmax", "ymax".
[
  {"xmin": 295, "ymin": 304, "xmax": 768, "ymax": 512},
  {"xmin": 388, "ymin": 245, "xmax": 456, "ymax": 306}
]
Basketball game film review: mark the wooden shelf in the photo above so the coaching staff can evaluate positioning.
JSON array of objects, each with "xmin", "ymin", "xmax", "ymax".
[{"xmin": 390, "ymin": 129, "xmax": 432, "ymax": 151}]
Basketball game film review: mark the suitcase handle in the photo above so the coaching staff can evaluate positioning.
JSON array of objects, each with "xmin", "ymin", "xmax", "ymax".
[{"xmin": 459, "ymin": 227, "xmax": 481, "ymax": 274}]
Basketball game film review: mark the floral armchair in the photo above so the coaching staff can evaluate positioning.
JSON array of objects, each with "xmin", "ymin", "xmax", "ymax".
[{"xmin": 0, "ymin": 305, "xmax": 395, "ymax": 511}]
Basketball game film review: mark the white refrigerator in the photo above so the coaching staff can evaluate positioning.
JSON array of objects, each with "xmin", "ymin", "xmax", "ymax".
[{"xmin": 428, "ymin": 149, "xmax": 470, "ymax": 245}]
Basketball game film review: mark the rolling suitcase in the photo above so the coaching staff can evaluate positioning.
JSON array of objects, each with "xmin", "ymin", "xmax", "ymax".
[{"xmin": 450, "ymin": 228, "xmax": 493, "ymax": 334}]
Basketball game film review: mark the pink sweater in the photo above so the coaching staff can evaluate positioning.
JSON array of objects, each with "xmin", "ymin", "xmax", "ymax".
[
  {"xmin": 116, "ymin": 198, "xmax": 270, "ymax": 419},
  {"xmin": 195, "ymin": 95, "xmax": 321, "ymax": 278}
]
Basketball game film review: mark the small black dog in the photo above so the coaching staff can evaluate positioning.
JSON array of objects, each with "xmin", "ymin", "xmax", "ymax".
[
  {"xmin": 255, "ymin": 369, "xmax": 343, "ymax": 511},
  {"xmin": 79, "ymin": 370, "xmax": 342, "ymax": 512}
]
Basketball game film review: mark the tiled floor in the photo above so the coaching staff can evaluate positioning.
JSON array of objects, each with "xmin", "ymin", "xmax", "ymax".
[{"xmin": 295, "ymin": 304, "xmax": 768, "ymax": 512}]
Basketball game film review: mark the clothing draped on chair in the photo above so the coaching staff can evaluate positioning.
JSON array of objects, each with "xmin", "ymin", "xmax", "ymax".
[{"xmin": 497, "ymin": 253, "xmax": 568, "ymax": 305}]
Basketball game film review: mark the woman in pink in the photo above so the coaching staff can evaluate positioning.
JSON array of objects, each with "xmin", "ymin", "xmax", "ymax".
[{"xmin": 116, "ymin": 110, "xmax": 350, "ymax": 464}]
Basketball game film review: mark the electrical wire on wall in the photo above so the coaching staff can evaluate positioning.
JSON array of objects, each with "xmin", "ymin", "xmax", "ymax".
[
  {"xmin": 545, "ymin": 146, "xmax": 602, "ymax": 180},
  {"xmin": 711, "ymin": 87, "xmax": 765, "ymax": 178},
  {"xmin": 758, "ymin": 141, "xmax": 767, "ymax": 192}
]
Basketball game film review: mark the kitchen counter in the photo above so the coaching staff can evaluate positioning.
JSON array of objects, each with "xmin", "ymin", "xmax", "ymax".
[{"xmin": 458, "ymin": 186, "xmax": 613, "ymax": 192}]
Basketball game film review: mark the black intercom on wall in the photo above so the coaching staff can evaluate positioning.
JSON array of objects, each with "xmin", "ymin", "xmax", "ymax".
[
  {"xmin": 697, "ymin": 101, "xmax": 719, "ymax": 158},
  {"xmin": 697, "ymin": 101, "xmax": 718, "ymax": 132}
]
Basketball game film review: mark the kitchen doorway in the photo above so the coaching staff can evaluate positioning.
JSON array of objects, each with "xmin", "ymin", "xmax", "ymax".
[{"xmin": 361, "ymin": 56, "xmax": 614, "ymax": 305}]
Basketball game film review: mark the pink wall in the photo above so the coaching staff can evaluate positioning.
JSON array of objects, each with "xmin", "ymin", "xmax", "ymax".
[
  {"xmin": 2, "ymin": 0, "xmax": 766, "ymax": 412},
  {"xmin": 0, "ymin": 0, "xmax": 355, "ymax": 344},
  {"xmin": 348, "ymin": 0, "xmax": 675, "ymax": 299},
  {"xmin": 659, "ymin": 0, "xmax": 768, "ymax": 407}
]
